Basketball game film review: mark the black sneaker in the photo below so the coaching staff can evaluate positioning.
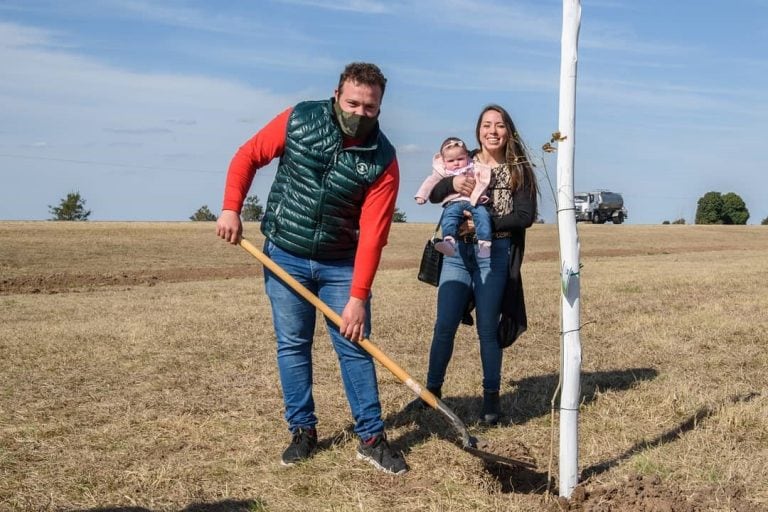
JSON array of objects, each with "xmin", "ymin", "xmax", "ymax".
[
  {"xmin": 356, "ymin": 433, "xmax": 408, "ymax": 475},
  {"xmin": 281, "ymin": 427, "xmax": 317, "ymax": 466}
]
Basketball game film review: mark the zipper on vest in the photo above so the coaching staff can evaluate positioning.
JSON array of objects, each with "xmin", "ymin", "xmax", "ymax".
[{"xmin": 313, "ymin": 144, "xmax": 341, "ymax": 254}]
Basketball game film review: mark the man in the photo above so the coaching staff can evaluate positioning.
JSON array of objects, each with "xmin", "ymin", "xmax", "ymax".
[{"xmin": 216, "ymin": 63, "xmax": 406, "ymax": 475}]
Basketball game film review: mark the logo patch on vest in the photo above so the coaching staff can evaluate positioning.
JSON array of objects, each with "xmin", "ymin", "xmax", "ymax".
[{"xmin": 356, "ymin": 163, "xmax": 369, "ymax": 175}]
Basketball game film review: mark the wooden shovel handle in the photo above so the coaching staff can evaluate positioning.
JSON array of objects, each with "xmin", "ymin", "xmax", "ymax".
[{"xmin": 238, "ymin": 237, "xmax": 438, "ymax": 408}]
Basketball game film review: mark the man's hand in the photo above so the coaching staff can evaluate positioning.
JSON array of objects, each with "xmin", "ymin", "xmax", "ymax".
[
  {"xmin": 340, "ymin": 296, "xmax": 367, "ymax": 342},
  {"xmin": 216, "ymin": 209, "xmax": 242, "ymax": 244},
  {"xmin": 452, "ymin": 174, "xmax": 475, "ymax": 197}
]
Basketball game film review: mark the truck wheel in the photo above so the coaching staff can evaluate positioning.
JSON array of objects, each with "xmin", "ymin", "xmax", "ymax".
[
  {"xmin": 614, "ymin": 213, "xmax": 624, "ymax": 224},
  {"xmin": 592, "ymin": 214, "xmax": 600, "ymax": 224}
]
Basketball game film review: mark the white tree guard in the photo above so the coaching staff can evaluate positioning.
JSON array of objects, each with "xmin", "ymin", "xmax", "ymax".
[{"xmin": 557, "ymin": 0, "xmax": 583, "ymax": 499}]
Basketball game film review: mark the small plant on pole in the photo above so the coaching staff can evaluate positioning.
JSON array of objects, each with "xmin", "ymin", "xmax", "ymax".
[{"xmin": 49, "ymin": 191, "xmax": 91, "ymax": 221}]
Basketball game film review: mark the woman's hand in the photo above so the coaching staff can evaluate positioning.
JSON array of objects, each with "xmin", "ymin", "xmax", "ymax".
[
  {"xmin": 452, "ymin": 174, "xmax": 475, "ymax": 197},
  {"xmin": 457, "ymin": 210, "xmax": 475, "ymax": 237}
]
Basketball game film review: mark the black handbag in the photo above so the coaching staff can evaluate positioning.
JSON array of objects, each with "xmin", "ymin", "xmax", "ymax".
[{"xmin": 417, "ymin": 222, "xmax": 443, "ymax": 287}]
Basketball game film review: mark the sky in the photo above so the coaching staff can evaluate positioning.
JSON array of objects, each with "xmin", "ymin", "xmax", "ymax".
[{"xmin": 1, "ymin": 0, "xmax": 767, "ymax": 225}]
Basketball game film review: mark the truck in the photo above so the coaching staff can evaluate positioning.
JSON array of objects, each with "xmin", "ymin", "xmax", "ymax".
[{"xmin": 574, "ymin": 190, "xmax": 628, "ymax": 224}]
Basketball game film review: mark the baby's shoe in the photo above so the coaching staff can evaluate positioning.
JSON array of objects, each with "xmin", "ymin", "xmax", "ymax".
[
  {"xmin": 477, "ymin": 240, "xmax": 491, "ymax": 258},
  {"xmin": 434, "ymin": 236, "xmax": 456, "ymax": 257}
]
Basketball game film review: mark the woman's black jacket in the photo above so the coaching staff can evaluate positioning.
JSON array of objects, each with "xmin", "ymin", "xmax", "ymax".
[{"xmin": 429, "ymin": 176, "xmax": 536, "ymax": 347}]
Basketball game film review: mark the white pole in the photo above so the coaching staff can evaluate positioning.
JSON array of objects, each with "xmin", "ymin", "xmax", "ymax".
[{"xmin": 556, "ymin": 0, "xmax": 582, "ymax": 499}]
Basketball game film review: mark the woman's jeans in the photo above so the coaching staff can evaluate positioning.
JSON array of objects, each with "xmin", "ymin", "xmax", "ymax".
[
  {"xmin": 427, "ymin": 237, "xmax": 510, "ymax": 392},
  {"xmin": 263, "ymin": 240, "xmax": 383, "ymax": 440}
]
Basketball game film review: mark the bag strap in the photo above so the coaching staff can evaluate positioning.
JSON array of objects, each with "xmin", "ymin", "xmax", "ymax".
[{"xmin": 431, "ymin": 210, "xmax": 444, "ymax": 241}]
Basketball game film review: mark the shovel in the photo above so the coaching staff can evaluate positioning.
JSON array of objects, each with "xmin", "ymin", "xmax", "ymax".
[{"xmin": 238, "ymin": 237, "xmax": 477, "ymax": 449}]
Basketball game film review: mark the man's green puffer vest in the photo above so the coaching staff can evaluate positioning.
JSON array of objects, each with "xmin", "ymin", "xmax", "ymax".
[{"xmin": 260, "ymin": 99, "xmax": 396, "ymax": 259}]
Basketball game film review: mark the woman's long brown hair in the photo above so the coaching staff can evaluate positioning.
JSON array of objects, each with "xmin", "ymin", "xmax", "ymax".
[{"xmin": 475, "ymin": 104, "xmax": 538, "ymax": 200}]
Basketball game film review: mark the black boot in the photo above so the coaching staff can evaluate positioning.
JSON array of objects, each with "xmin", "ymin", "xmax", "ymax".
[
  {"xmin": 481, "ymin": 390, "xmax": 500, "ymax": 425},
  {"xmin": 426, "ymin": 386, "xmax": 442, "ymax": 402}
]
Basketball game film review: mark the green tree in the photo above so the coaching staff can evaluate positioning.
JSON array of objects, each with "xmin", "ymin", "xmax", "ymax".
[
  {"xmin": 672, "ymin": 218, "xmax": 686, "ymax": 225},
  {"xmin": 695, "ymin": 192, "xmax": 724, "ymax": 224},
  {"xmin": 762, "ymin": 217, "xmax": 768, "ymax": 225},
  {"xmin": 695, "ymin": 191, "xmax": 750, "ymax": 225},
  {"xmin": 190, "ymin": 205, "xmax": 217, "ymax": 221},
  {"xmin": 392, "ymin": 207, "xmax": 407, "ymax": 223},
  {"xmin": 48, "ymin": 191, "xmax": 91, "ymax": 221},
  {"xmin": 241, "ymin": 195, "xmax": 264, "ymax": 222},
  {"xmin": 721, "ymin": 192, "xmax": 749, "ymax": 225}
]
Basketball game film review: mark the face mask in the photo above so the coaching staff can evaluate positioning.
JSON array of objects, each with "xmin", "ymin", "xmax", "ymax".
[{"xmin": 333, "ymin": 100, "xmax": 379, "ymax": 140}]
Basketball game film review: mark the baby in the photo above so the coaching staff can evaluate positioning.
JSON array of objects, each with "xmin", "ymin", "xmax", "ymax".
[{"xmin": 414, "ymin": 137, "xmax": 492, "ymax": 258}]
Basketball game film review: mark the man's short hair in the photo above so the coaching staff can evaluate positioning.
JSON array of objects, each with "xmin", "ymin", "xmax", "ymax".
[{"xmin": 337, "ymin": 62, "xmax": 387, "ymax": 96}]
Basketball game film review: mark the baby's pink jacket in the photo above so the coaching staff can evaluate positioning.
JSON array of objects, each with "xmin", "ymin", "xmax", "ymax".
[{"xmin": 414, "ymin": 154, "xmax": 492, "ymax": 206}]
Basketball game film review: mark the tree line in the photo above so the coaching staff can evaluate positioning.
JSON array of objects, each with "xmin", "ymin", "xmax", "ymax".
[{"xmin": 46, "ymin": 190, "xmax": 766, "ymax": 225}]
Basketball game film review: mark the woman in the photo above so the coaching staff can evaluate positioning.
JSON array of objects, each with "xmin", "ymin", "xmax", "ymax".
[{"xmin": 423, "ymin": 104, "xmax": 537, "ymax": 425}]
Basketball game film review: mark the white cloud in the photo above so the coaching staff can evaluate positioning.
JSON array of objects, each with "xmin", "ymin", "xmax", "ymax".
[
  {"xmin": 271, "ymin": 0, "xmax": 391, "ymax": 14},
  {"xmin": 398, "ymin": 144, "xmax": 421, "ymax": 154},
  {"xmin": 392, "ymin": 62, "xmax": 554, "ymax": 93},
  {"xmin": 165, "ymin": 119, "xmax": 197, "ymax": 126},
  {"xmin": 0, "ymin": 21, "xmax": 298, "ymax": 146},
  {"xmin": 100, "ymin": 0, "xmax": 264, "ymax": 34},
  {"xmin": 579, "ymin": 77, "xmax": 765, "ymax": 122},
  {"xmin": 183, "ymin": 42, "xmax": 343, "ymax": 78},
  {"xmin": 406, "ymin": 0, "xmax": 561, "ymax": 43},
  {"xmin": 0, "ymin": 21, "xmax": 301, "ymax": 220},
  {"xmin": 0, "ymin": 19, "xmax": 63, "ymax": 47}
]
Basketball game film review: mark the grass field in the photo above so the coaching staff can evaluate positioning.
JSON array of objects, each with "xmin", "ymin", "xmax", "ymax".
[{"xmin": 1, "ymin": 221, "xmax": 767, "ymax": 511}]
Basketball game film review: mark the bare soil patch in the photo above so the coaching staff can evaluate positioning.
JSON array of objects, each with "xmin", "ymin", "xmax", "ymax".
[
  {"xmin": 1, "ymin": 222, "xmax": 758, "ymax": 295},
  {"xmin": 0, "ymin": 266, "xmax": 257, "ymax": 294},
  {"xmin": 0, "ymin": 259, "xmax": 422, "ymax": 295},
  {"xmin": 551, "ymin": 473, "xmax": 758, "ymax": 512}
]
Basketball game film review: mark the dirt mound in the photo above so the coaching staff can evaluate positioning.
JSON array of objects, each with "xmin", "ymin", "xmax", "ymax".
[
  {"xmin": 0, "ymin": 267, "xmax": 261, "ymax": 295},
  {"xmin": 477, "ymin": 437, "xmax": 535, "ymax": 464},
  {"xmin": 550, "ymin": 473, "xmax": 758, "ymax": 512},
  {"xmin": 0, "ymin": 259, "xmax": 420, "ymax": 295}
]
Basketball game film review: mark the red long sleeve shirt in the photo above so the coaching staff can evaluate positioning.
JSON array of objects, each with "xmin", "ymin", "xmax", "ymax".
[{"xmin": 222, "ymin": 108, "xmax": 400, "ymax": 300}]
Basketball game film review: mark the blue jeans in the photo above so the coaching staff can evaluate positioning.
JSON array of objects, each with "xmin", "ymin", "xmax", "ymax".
[
  {"xmin": 263, "ymin": 240, "xmax": 383, "ymax": 441},
  {"xmin": 441, "ymin": 201, "xmax": 492, "ymax": 242},
  {"xmin": 426, "ymin": 237, "xmax": 511, "ymax": 392}
]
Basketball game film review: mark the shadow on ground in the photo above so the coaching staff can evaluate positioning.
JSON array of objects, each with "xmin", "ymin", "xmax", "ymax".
[
  {"xmin": 382, "ymin": 368, "xmax": 659, "ymax": 495},
  {"xmin": 580, "ymin": 391, "xmax": 760, "ymax": 480},
  {"xmin": 386, "ymin": 367, "xmax": 659, "ymax": 443},
  {"xmin": 69, "ymin": 498, "xmax": 265, "ymax": 512}
]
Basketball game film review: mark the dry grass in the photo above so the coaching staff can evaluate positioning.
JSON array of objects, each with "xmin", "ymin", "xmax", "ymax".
[{"xmin": 1, "ymin": 221, "xmax": 767, "ymax": 511}]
